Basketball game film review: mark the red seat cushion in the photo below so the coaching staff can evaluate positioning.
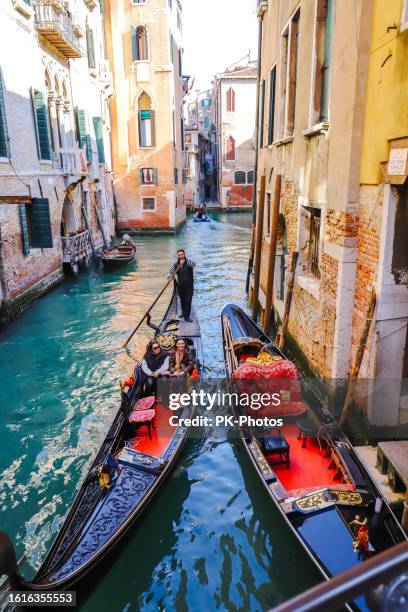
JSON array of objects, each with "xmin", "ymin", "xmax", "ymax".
[
  {"xmin": 134, "ymin": 396, "xmax": 155, "ymax": 411},
  {"xmin": 129, "ymin": 408, "xmax": 155, "ymax": 423}
]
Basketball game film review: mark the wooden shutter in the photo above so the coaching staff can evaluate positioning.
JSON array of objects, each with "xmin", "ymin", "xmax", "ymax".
[
  {"xmin": 131, "ymin": 26, "xmax": 138, "ymax": 61},
  {"xmin": 150, "ymin": 110, "xmax": 156, "ymax": 147},
  {"xmin": 0, "ymin": 69, "xmax": 10, "ymax": 158},
  {"xmin": 152, "ymin": 168, "xmax": 158, "ymax": 184},
  {"xmin": 92, "ymin": 116, "xmax": 105, "ymax": 163},
  {"xmin": 86, "ymin": 28, "xmax": 96, "ymax": 69},
  {"xmin": 28, "ymin": 198, "xmax": 53, "ymax": 249},
  {"xmin": 75, "ymin": 108, "xmax": 92, "ymax": 162},
  {"xmin": 320, "ymin": 0, "xmax": 335, "ymax": 121},
  {"xmin": 268, "ymin": 67, "xmax": 276, "ymax": 145},
  {"xmin": 19, "ymin": 204, "xmax": 30, "ymax": 256},
  {"xmin": 32, "ymin": 89, "xmax": 51, "ymax": 161},
  {"xmin": 139, "ymin": 168, "xmax": 144, "ymax": 184}
]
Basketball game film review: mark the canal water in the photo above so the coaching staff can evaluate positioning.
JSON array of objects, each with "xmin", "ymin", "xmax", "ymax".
[{"xmin": 0, "ymin": 213, "xmax": 320, "ymax": 610}]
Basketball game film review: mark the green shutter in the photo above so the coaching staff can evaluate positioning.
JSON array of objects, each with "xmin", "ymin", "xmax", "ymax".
[
  {"xmin": 320, "ymin": 0, "xmax": 335, "ymax": 121},
  {"xmin": 28, "ymin": 198, "xmax": 53, "ymax": 249},
  {"xmin": 75, "ymin": 108, "xmax": 92, "ymax": 162},
  {"xmin": 152, "ymin": 168, "xmax": 158, "ymax": 184},
  {"xmin": 32, "ymin": 90, "xmax": 51, "ymax": 161},
  {"xmin": 0, "ymin": 69, "xmax": 10, "ymax": 158},
  {"xmin": 140, "ymin": 111, "xmax": 151, "ymax": 120},
  {"xmin": 92, "ymin": 116, "xmax": 105, "ymax": 163},
  {"xmin": 131, "ymin": 26, "xmax": 137, "ymax": 61},
  {"xmin": 86, "ymin": 28, "xmax": 96, "ymax": 69},
  {"xmin": 19, "ymin": 204, "xmax": 30, "ymax": 256}
]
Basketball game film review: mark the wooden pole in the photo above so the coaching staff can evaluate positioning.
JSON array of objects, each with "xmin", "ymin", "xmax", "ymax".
[
  {"xmin": 123, "ymin": 265, "xmax": 181, "ymax": 348},
  {"xmin": 251, "ymin": 174, "xmax": 266, "ymax": 320},
  {"xmin": 263, "ymin": 174, "xmax": 281, "ymax": 335},
  {"xmin": 402, "ymin": 492, "xmax": 408, "ymax": 535},
  {"xmin": 339, "ymin": 287, "xmax": 377, "ymax": 427},
  {"xmin": 277, "ymin": 251, "xmax": 298, "ymax": 349}
]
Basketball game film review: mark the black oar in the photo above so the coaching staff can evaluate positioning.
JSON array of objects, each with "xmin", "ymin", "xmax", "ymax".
[{"xmin": 123, "ymin": 264, "xmax": 181, "ymax": 349}]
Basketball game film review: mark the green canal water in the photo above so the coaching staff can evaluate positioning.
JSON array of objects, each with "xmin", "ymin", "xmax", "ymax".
[{"xmin": 0, "ymin": 213, "xmax": 320, "ymax": 610}]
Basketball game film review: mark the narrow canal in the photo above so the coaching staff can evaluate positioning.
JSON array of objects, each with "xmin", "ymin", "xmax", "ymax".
[{"xmin": 0, "ymin": 213, "xmax": 320, "ymax": 610}]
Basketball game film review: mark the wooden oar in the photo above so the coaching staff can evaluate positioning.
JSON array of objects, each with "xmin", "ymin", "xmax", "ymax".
[{"xmin": 123, "ymin": 264, "xmax": 181, "ymax": 349}]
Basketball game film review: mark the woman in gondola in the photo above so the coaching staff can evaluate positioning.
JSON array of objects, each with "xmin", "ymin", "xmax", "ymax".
[
  {"xmin": 141, "ymin": 339, "xmax": 170, "ymax": 396},
  {"xmin": 169, "ymin": 337, "xmax": 195, "ymax": 377}
]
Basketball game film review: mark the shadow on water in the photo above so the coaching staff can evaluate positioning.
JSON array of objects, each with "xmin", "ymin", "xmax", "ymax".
[{"xmin": 0, "ymin": 213, "xmax": 320, "ymax": 610}]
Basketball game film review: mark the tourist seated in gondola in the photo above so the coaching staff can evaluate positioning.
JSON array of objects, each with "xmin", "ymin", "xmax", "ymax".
[
  {"xmin": 169, "ymin": 337, "xmax": 195, "ymax": 377},
  {"xmin": 141, "ymin": 339, "xmax": 170, "ymax": 396}
]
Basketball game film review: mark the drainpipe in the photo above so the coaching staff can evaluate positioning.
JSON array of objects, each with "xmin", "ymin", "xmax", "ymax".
[
  {"xmin": 246, "ymin": 15, "xmax": 264, "ymax": 293},
  {"xmin": 264, "ymin": 174, "xmax": 282, "ymax": 334}
]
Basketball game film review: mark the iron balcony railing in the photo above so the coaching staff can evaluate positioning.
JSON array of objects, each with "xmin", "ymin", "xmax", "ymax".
[
  {"xmin": 33, "ymin": 0, "xmax": 84, "ymax": 58},
  {"xmin": 61, "ymin": 230, "xmax": 91, "ymax": 263}
]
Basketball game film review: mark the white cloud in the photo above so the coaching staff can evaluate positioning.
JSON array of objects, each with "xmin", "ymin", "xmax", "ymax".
[{"xmin": 182, "ymin": 0, "xmax": 258, "ymax": 91}]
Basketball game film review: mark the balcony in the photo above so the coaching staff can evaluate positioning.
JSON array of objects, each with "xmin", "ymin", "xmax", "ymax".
[
  {"xmin": 33, "ymin": 1, "xmax": 84, "ymax": 58},
  {"xmin": 257, "ymin": 0, "xmax": 268, "ymax": 17},
  {"xmin": 61, "ymin": 230, "xmax": 91, "ymax": 264},
  {"xmin": 59, "ymin": 147, "xmax": 84, "ymax": 185}
]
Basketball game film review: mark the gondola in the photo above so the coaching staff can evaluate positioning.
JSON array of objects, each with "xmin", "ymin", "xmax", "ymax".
[
  {"xmin": 100, "ymin": 239, "xmax": 136, "ymax": 267},
  {"xmin": 221, "ymin": 303, "xmax": 406, "ymax": 612},
  {"xmin": 0, "ymin": 285, "xmax": 202, "ymax": 598},
  {"xmin": 193, "ymin": 215, "xmax": 211, "ymax": 223}
]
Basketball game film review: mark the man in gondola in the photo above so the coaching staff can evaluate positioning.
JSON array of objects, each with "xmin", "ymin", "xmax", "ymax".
[{"xmin": 167, "ymin": 249, "xmax": 196, "ymax": 322}]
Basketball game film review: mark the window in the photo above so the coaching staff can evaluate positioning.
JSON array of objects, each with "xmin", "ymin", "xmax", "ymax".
[
  {"xmin": 132, "ymin": 0, "xmax": 147, "ymax": 3},
  {"xmin": 226, "ymin": 135, "xmax": 235, "ymax": 161},
  {"xmin": 226, "ymin": 87, "xmax": 235, "ymax": 112},
  {"xmin": 0, "ymin": 68, "xmax": 10, "ymax": 158},
  {"xmin": 178, "ymin": 48, "xmax": 182, "ymax": 76},
  {"xmin": 312, "ymin": 0, "xmax": 334, "ymax": 124},
  {"xmin": 265, "ymin": 193, "xmax": 271, "ymax": 235},
  {"xmin": 92, "ymin": 117, "xmax": 105, "ymax": 163},
  {"xmin": 169, "ymin": 33, "xmax": 174, "ymax": 64},
  {"xmin": 268, "ymin": 66, "xmax": 276, "ymax": 145},
  {"xmin": 234, "ymin": 171, "xmax": 246, "ymax": 184},
  {"xmin": 204, "ymin": 115, "xmax": 209, "ymax": 129},
  {"xmin": 131, "ymin": 25, "xmax": 148, "ymax": 61},
  {"xmin": 138, "ymin": 92, "xmax": 155, "ymax": 147},
  {"xmin": 308, "ymin": 207, "xmax": 321, "ymax": 277},
  {"xmin": 75, "ymin": 108, "xmax": 92, "ymax": 161},
  {"xmin": 19, "ymin": 198, "xmax": 53, "ymax": 254},
  {"xmin": 174, "ymin": 167, "xmax": 178, "ymax": 184},
  {"xmin": 142, "ymin": 197, "xmax": 155, "ymax": 211},
  {"xmin": 259, "ymin": 79, "xmax": 265, "ymax": 148},
  {"xmin": 279, "ymin": 9, "xmax": 300, "ymax": 137},
  {"xmin": 247, "ymin": 170, "xmax": 254, "ymax": 184},
  {"xmin": 32, "ymin": 89, "xmax": 52, "ymax": 161},
  {"xmin": 86, "ymin": 28, "xmax": 96, "ymax": 69},
  {"xmin": 402, "ymin": 0, "xmax": 408, "ymax": 30},
  {"xmin": 202, "ymin": 99, "xmax": 210, "ymax": 107},
  {"xmin": 140, "ymin": 168, "xmax": 157, "ymax": 184}
]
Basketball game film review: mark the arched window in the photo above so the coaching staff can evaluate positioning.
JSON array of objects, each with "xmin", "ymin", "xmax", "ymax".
[
  {"xmin": 226, "ymin": 87, "xmax": 235, "ymax": 112},
  {"xmin": 247, "ymin": 170, "xmax": 254, "ymax": 184},
  {"xmin": 234, "ymin": 171, "xmax": 246, "ymax": 185},
  {"xmin": 132, "ymin": 25, "xmax": 148, "ymax": 61},
  {"xmin": 226, "ymin": 135, "xmax": 235, "ymax": 161},
  {"xmin": 138, "ymin": 92, "xmax": 155, "ymax": 147},
  {"xmin": 204, "ymin": 115, "xmax": 209, "ymax": 129}
]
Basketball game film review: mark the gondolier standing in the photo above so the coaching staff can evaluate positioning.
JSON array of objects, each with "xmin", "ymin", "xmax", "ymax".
[{"xmin": 167, "ymin": 249, "xmax": 196, "ymax": 322}]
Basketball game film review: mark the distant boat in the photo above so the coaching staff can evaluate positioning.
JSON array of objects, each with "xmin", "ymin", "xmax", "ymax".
[
  {"xmin": 193, "ymin": 215, "xmax": 211, "ymax": 223},
  {"xmin": 101, "ymin": 239, "xmax": 136, "ymax": 267}
]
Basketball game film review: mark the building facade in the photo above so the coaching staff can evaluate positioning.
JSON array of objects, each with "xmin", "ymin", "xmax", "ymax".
[
  {"xmin": 213, "ymin": 64, "xmax": 257, "ymax": 210},
  {"xmin": 251, "ymin": 0, "xmax": 408, "ymax": 426},
  {"xmin": 105, "ymin": 0, "xmax": 187, "ymax": 233},
  {"xmin": 0, "ymin": 0, "xmax": 115, "ymax": 324}
]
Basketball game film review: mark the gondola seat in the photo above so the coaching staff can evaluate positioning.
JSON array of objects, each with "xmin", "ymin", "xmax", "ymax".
[
  {"xmin": 129, "ymin": 408, "xmax": 156, "ymax": 440},
  {"xmin": 262, "ymin": 432, "xmax": 290, "ymax": 467}
]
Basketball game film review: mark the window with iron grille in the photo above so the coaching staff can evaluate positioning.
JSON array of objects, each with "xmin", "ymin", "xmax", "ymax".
[
  {"xmin": 308, "ymin": 208, "xmax": 321, "ymax": 278},
  {"xmin": 142, "ymin": 197, "xmax": 155, "ymax": 211},
  {"xmin": 140, "ymin": 168, "xmax": 157, "ymax": 184},
  {"xmin": 247, "ymin": 170, "xmax": 254, "ymax": 184},
  {"xmin": 234, "ymin": 171, "xmax": 246, "ymax": 185}
]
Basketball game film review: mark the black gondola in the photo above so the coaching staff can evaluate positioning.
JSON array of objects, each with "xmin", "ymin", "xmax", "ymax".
[
  {"xmin": 221, "ymin": 303, "xmax": 406, "ymax": 612},
  {"xmin": 100, "ymin": 239, "xmax": 136, "ymax": 267},
  {"xmin": 0, "ymin": 286, "xmax": 202, "ymax": 597}
]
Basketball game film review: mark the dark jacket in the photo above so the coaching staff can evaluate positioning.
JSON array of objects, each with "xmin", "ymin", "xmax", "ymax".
[{"xmin": 169, "ymin": 348, "xmax": 195, "ymax": 375}]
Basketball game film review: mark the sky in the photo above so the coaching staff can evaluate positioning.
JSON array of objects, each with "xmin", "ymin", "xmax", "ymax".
[{"xmin": 182, "ymin": 0, "xmax": 259, "ymax": 92}]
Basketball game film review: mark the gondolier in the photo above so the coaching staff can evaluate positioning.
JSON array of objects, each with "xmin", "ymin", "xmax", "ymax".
[{"xmin": 167, "ymin": 249, "xmax": 196, "ymax": 322}]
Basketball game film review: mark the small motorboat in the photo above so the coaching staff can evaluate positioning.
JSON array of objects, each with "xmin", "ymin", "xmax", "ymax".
[
  {"xmin": 221, "ymin": 303, "xmax": 407, "ymax": 612},
  {"xmin": 193, "ymin": 215, "xmax": 211, "ymax": 223},
  {"xmin": 101, "ymin": 236, "xmax": 136, "ymax": 268},
  {"xmin": 0, "ymin": 286, "xmax": 203, "ymax": 598}
]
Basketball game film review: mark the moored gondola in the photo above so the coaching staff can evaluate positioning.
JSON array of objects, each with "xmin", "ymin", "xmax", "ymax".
[
  {"xmin": 221, "ymin": 303, "xmax": 406, "ymax": 612},
  {"xmin": 101, "ymin": 236, "xmax": 136, "ymax": 268},
  {"xmin": 0, "ymin": 285, "xmax": 202, "ymax": 598}
]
